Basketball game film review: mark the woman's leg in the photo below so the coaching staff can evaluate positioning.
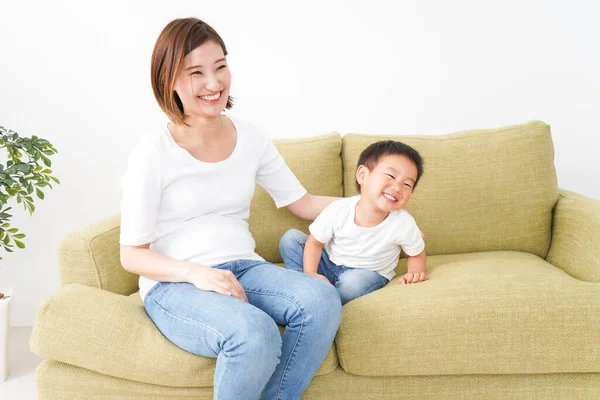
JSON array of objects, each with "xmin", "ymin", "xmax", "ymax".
[
  {"xmin": 236, "ymin": 260, "xmax": 342, "ymax": 400},
  {"xmin": 144, "ymin": 277, "xmax": 282, "ymax": 400},
  {"xmin": 335, "ymin": 268, "xmax": 390, "ymax": 305}
]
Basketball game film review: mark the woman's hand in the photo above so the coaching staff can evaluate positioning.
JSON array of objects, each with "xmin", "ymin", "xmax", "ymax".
[{"xmin": 187, "ymin": 264, "xmax": 248, "ymax": 302}]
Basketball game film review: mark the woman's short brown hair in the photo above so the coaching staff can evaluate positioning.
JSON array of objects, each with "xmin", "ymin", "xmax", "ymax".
[{"xmin": 151, "ymin": 18, "xmax": 233, "ymax": 125}]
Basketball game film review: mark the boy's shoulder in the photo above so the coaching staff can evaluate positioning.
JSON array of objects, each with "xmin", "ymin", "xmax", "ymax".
[
  {"xmin": 318, "ymin": 195, "xmax": 358, "ymax": 220},
  {"xmin": 328, "ymin": 195, "xmax": 359, "ymax": 211},
  {"xmin": 389, "ymin": 209, "xmax": 419, "ymax": 232}
]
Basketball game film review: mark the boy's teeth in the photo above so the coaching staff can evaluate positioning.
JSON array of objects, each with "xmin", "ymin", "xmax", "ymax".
[
  {"xmin": 200, "ymin": 92, "xmax": 220, "ymax": 100},
  {"xmin": 383, "ymin": 193, "xmax": 397, "ymax": 201}
]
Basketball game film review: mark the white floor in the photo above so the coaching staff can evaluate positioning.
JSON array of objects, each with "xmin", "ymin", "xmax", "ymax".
[{"xmin": 0, "ymin": 327, "xmax": 41, "ymax": 400}]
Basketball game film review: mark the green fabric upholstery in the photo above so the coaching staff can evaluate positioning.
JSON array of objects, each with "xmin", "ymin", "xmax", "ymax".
[
  {"xmin": 36, "ymin": 362, "xmax": 600, "ymax": 400},
  {"xmin": 31, "ymin": 121, "xmax": 600, "ymax": 399},
  {"xmin": 546, "ymin": 190, "xmax": 600, "ymax": 282},
  {"xmin": 342, "ymin": 121, "xmax": 558, "ymax": 257},
  {"xmin": 58, "ymin": 214, "xmax": 137, "ymax": 295},
  {"xmin": 336, "ymin": 252, "xmax": 600, "ymax": 376}
]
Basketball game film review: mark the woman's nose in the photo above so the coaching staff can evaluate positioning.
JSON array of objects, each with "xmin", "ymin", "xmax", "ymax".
[{"xmin": 205, "ymin": 74, "xmax": 220, "ymax": 91}]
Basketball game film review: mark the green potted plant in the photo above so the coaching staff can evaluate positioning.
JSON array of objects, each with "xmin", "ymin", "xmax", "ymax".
[{"xmin": 0, "ymin": 125, "xmax": 59, "ymax": 382}]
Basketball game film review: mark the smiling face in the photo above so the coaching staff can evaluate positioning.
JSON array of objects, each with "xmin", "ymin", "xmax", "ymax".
[
  {"xmin": 356, "ymin": 154, "xmax": 418, "ymax": 214},
  {"xmin": 173, "ymin": 40, "xmax": 232, "ymax": 120}
]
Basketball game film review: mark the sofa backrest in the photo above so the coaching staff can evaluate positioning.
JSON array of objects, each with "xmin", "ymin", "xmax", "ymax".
[
  {"xmin": 342, "ymin": 121, "xmax": 559, "ymax": 257},
  {"xmin": 249, "ymin": 133, "xmax": 343, "ymax": 263}
]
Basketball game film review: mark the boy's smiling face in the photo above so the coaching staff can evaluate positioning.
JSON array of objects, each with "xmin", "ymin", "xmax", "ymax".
[{"xmin": 356, "ymin": 154, "xmax": 418, "ymax": 214}]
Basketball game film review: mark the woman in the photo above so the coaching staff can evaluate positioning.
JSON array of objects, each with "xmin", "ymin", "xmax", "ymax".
[{"xmin": 119, "ymin": 17, "xmax": 342, "ymax": 400}]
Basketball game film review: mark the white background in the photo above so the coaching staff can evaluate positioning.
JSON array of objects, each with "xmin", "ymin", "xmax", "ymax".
[{"xmin": 0, "ymin": 0, "xmax": 598, "ymax": 326}]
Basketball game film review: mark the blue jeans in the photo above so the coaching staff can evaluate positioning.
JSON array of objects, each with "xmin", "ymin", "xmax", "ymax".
[
  {"xmin": 279, "ymin": 229, "xmax": 390, "ymax": 305},
  {"xmin": 143, "ymin": 259, "xmax": 342, "ymax": 400}
]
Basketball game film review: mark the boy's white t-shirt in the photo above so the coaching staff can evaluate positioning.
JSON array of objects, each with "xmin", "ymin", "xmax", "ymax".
[
  {"xmin": 309, "ymin": 195, "xmax": 425, "ymax": 280},
  {"xmin": 119, "ymin": 115, "xmax": 307, "ymax": 300}
]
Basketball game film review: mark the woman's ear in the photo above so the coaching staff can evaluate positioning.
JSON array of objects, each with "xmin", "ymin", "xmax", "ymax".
[{"xmin": 356, "ymin": 165, "xmax": 368, "ymax": 187}]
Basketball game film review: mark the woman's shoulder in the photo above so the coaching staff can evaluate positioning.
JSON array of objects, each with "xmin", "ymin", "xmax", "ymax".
[
  {"xmin": 133, "ymin": 123, "xmax": 174, "ymax": 154},
  {"xmin": 127, "ymin": 123, "xmax": 174, "ymax": 164},
  {"xmin": 226, "ymin": 113, "xmax": 271, "ymax": 147}
]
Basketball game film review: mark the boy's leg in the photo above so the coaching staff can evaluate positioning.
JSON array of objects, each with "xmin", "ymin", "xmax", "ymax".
[
  {"xmin": 278, "ymin": 229, "xmax": 307, "ymax": 272},
  {"xmin": 335, "ymin": 268, "xmax": 390, "ymax": 305},
  {"xmin": 237, "ymin": 260, "xmax": 342, "ymax": 400},
  {"xmin": 278, "ymin": 229, "xmax": 338, "ymax": 283}
]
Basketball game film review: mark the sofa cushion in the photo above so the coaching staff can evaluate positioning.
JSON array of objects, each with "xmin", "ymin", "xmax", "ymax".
[
  {"xmin": 30, "ymin": 284, "xmax": 339, "ymax": 387},
  {"xmin": 249, "ymin": 132, "xmax": 343, "ymax": 263},
  {"xmin": 342, "ymin": 121, "xmax": 558, "ymax": 257},
  {"xmin": 335, "ymin": 252, "xmax": 600, "ymax": 376}
]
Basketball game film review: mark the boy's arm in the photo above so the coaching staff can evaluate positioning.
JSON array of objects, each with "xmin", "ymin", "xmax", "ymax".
[
  {"xmin": 303, "ymin": 234, "xmax": 328, "ymax": 281},
  {"xmin": 400, "ymin": 250, "xmax": 428, "ymax": 284}
]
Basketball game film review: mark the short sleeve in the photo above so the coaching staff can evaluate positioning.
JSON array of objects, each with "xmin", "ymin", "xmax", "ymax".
[
  {"xmin": 399, "ymin": 216, "xmax": 425, "ymax": 256},
  {"xmin": 256, "ymin": 139, "xmax": 307, "ymax": 208},
  {"xmin": 308, "ymin": 199, "xmax": 344, "ymax": 244},
  {"xmin": 119, "ymin": 141, "xmax": 162, "ymax": 246}
]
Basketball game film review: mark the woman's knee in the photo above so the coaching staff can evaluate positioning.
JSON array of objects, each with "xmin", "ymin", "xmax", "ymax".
[
  {"xmin": 224, "ymin": 310, "xmax": 282, "ymax": 360},
  {"xmin": 298, "ymin": 280, "xmax": 342, "ymax": 330}
]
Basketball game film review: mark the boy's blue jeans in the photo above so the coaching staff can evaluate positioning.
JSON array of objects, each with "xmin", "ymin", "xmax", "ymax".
[
  {"xmin": 279, "ymin": 229, "xmax": 390, "ymax": 305},
  {"xmin": 143, "ymin": 259, "xmax": 342, "ymax": 400}
]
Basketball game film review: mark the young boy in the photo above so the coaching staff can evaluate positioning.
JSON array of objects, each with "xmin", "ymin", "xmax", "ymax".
[{"xmin": 279, "ymin": 140, "xmax": 427, "ymax": 305}]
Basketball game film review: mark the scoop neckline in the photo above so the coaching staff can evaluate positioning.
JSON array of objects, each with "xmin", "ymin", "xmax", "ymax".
[{"xmin": 164, "ymin": 114, "xmax": 239, "ymax": 165}]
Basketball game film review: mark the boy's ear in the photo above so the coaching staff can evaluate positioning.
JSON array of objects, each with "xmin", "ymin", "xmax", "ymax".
[{"xmin": 356, "ymin": 165, "xmax": 368, "ymax": 186}]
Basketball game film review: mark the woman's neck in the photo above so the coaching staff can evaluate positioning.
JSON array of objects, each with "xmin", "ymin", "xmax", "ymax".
[{"xmin": 175, "ymin": 114, "xmax": 225, "ymax": 143}]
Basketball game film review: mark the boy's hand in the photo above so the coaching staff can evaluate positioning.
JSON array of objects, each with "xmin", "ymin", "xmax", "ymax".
[
  {"xmin": 307, "ymin": 271, "xmax": 329, "ymax": 282},
  {"xmin": 399, "ymin": 271, "xmax": 428, "ymax": 284}
]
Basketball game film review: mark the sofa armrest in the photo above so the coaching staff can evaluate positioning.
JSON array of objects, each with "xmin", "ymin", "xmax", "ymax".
[
  {"xmin": 546, "ymin": 190, "xmax": 600, "ymax": 282},
  {"xmin": 30, "ymin": 284, "xmax": 216, "ymax": 387},
  {"xmin": 58, "ymin": 214, "xmax": 138, "ymax": 295}
]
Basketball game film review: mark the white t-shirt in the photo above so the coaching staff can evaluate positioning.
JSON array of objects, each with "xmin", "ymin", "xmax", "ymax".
[
  {"xmin": 309, "ymin": 195, "xmax": 425, "ymax": 280},
  {"xmin": 119, "ymin": 115, "xmax": 307, "ymax": 299}
]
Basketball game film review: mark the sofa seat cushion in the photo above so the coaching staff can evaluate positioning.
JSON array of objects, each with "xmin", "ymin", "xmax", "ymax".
[
  {"xmin": 30, "ymin": 284, "xmax": 339, "ymax": 387},
  {"xmin": 335, "ymin": 252, "xmax": 600, "ymax": 377}
]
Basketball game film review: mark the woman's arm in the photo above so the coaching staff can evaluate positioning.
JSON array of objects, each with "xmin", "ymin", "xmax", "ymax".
[
  {"xmin": 120, "ymin": 245, "xmax": 248, "ymax": 301},
  {"xmin": 286, "ymin": 193, "xmax": 340, "ymax": 221}
]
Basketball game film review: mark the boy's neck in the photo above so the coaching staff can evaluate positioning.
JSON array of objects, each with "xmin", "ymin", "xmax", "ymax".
[{"xmin": 354, "ymin": 197, "xmax": 390, "ymax": 227}]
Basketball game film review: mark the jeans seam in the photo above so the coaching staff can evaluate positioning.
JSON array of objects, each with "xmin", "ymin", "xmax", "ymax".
[
  {"xmin": 320, "ymin": 253, "xmax": 340, "ymax": 280},
  {"xmin": 244, "ymin": 289, "xmax": 305, "ymax": 399},
  {"xmin": 146, "ymin": 296, "xmax": 226, "ymax": 342},
  {"xmin": 214, "ymin": 355, "xmax": 228, "ymax": 399}
]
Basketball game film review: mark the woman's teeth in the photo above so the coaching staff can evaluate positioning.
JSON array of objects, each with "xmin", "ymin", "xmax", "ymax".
[{"xmin": 199, "ymin": 92, "xmax": 221, "ymax": 101}]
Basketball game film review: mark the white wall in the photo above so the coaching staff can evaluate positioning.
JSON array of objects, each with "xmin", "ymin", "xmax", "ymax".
[{"xmin": 0, "ymin": 0, "xmax": 598, "ymax": 326}]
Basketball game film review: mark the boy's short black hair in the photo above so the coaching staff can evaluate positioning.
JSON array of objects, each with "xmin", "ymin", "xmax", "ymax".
[{"xmin": 355, "ymin": 140, "xmax": 424, "ymax": 193}]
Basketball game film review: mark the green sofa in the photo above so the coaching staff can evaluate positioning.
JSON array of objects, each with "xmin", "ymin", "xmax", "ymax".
[{"xmin": 30, "ymin": 121, "xmax": 600, "ymax": 399}]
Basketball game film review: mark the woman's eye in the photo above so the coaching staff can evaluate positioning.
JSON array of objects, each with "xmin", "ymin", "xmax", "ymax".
[
  {"xmin": 191, "ymin": 71, "xmax": 202, "ymax": 75},
  {"xmin": 217, "ymin": 65, "xmax": 227, "ymax": 70}
]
